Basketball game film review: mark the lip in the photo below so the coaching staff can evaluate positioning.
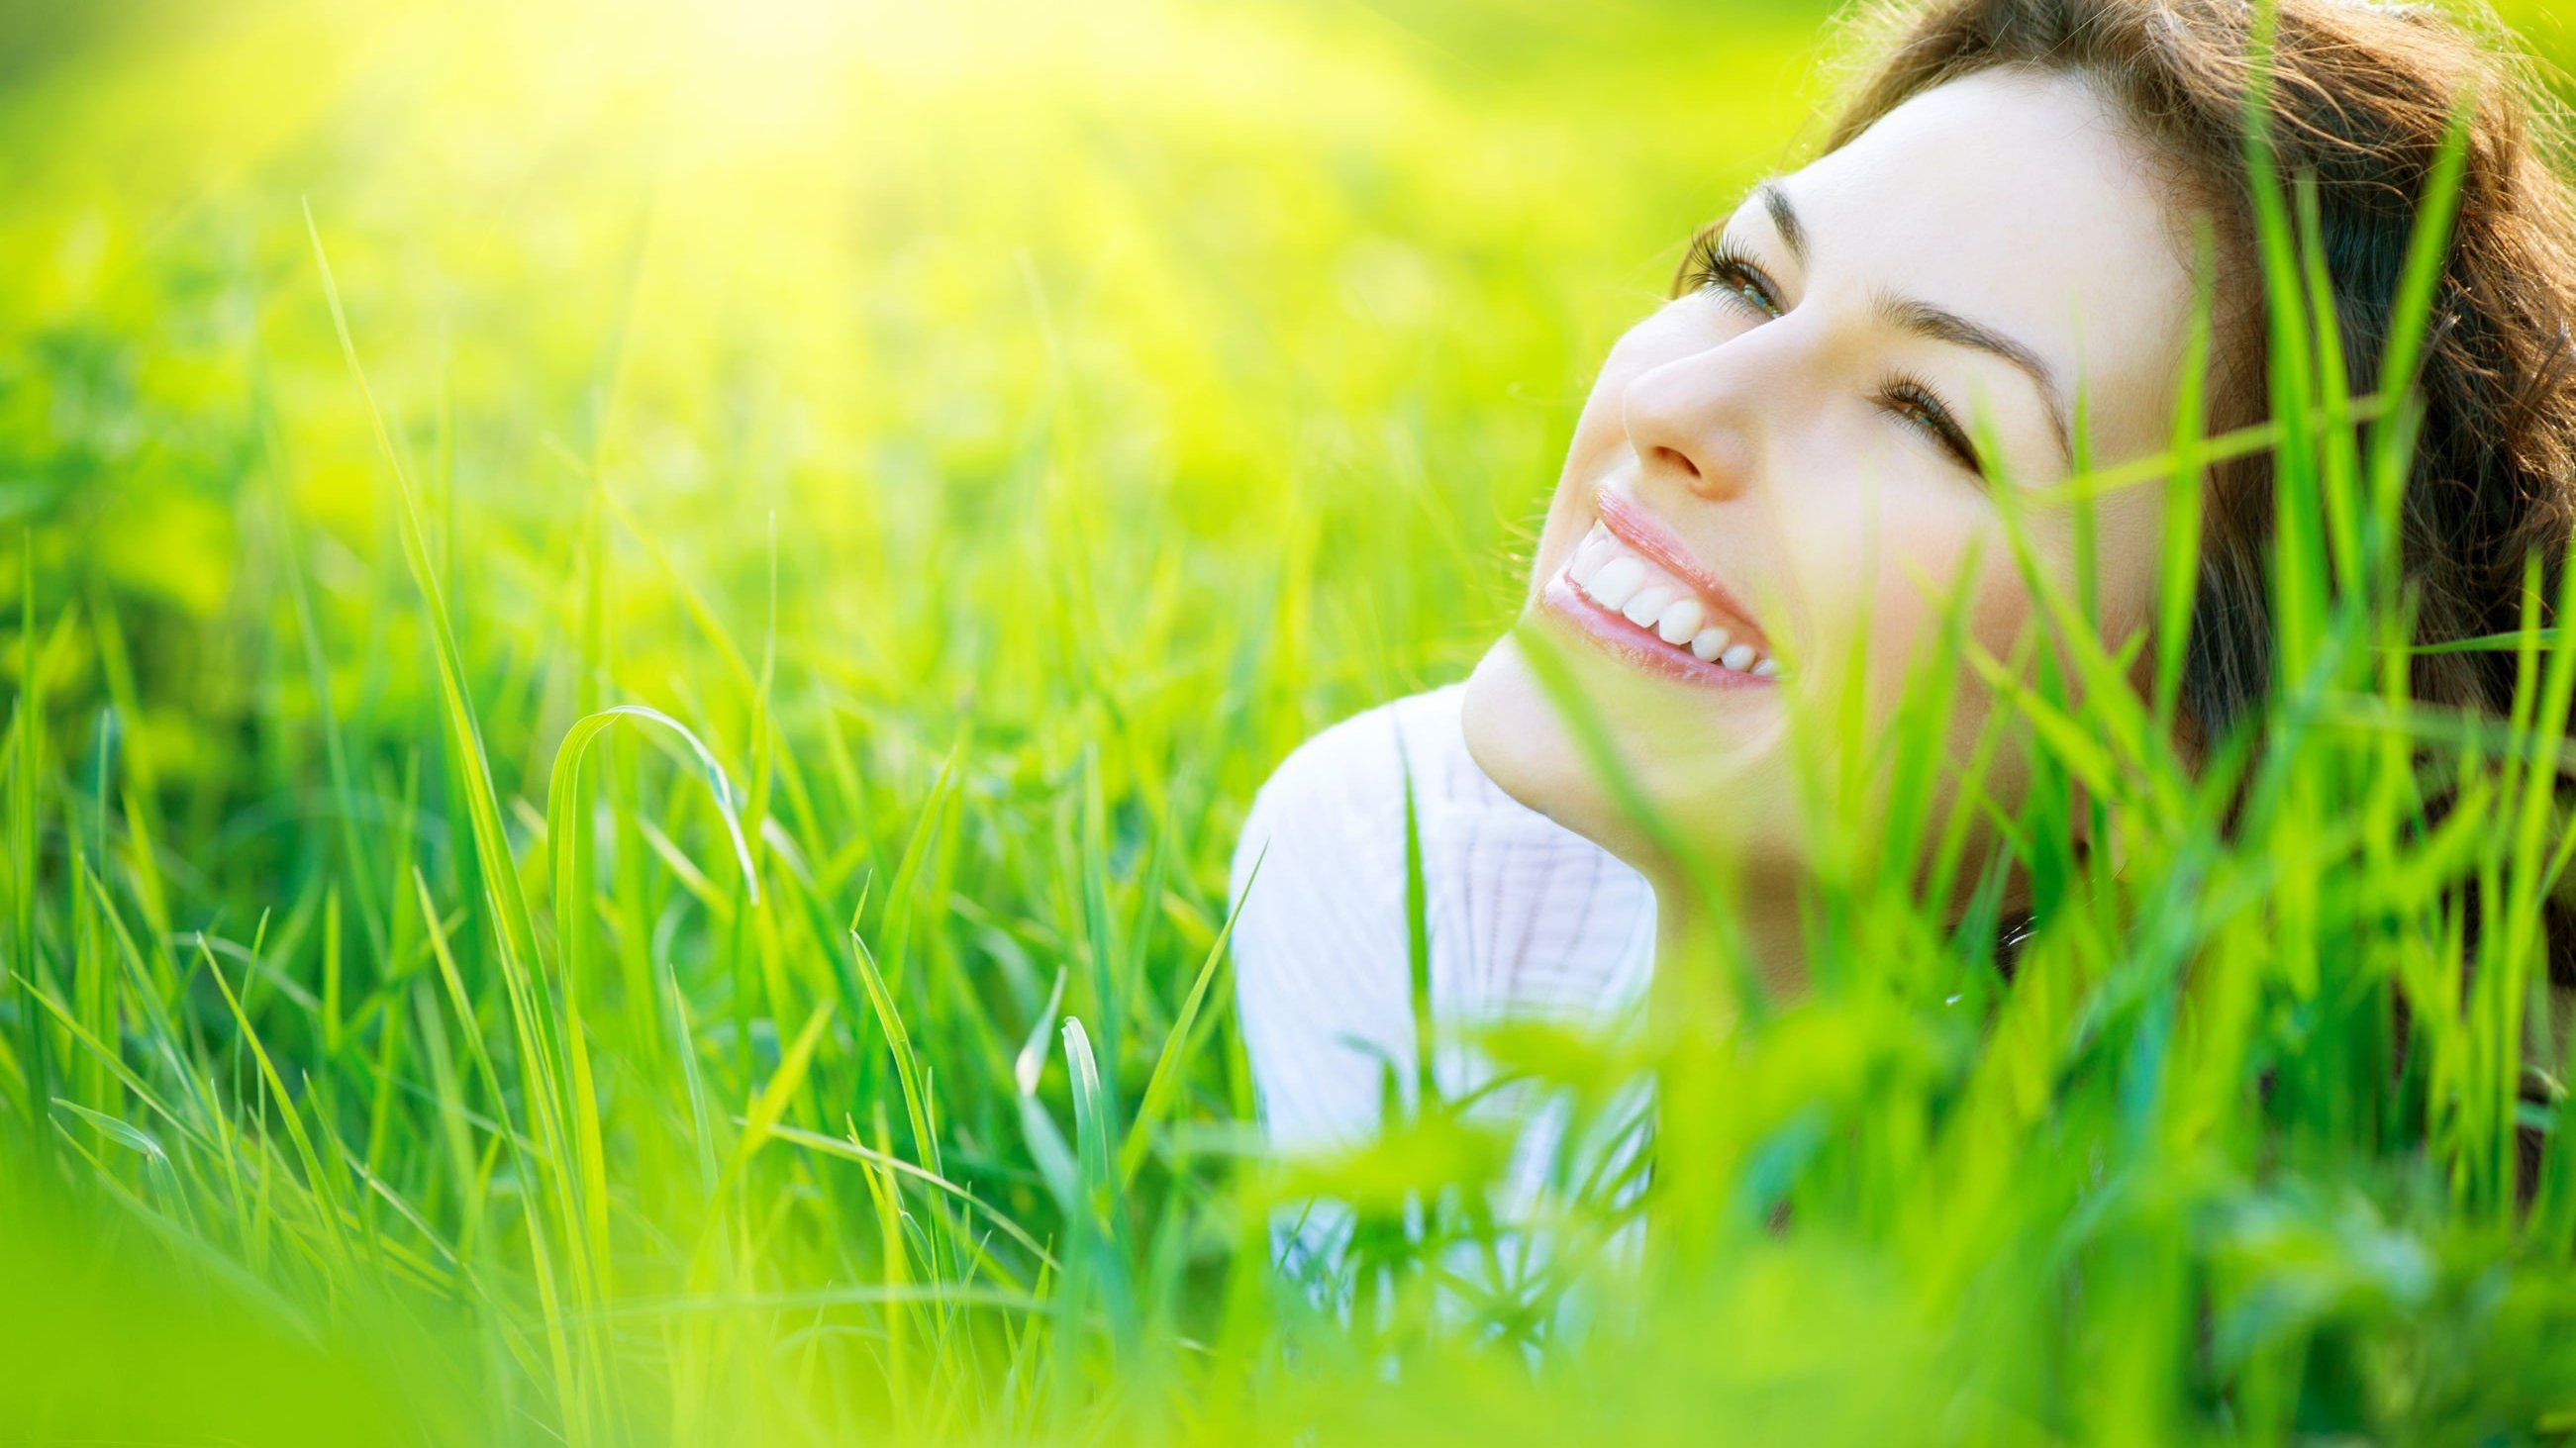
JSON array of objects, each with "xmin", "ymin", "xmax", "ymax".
[
  {"xmin": 1589, "ymin": 489, "xmax": 1771, "ymax": 658},
  {"xmin": 1535, "ymin": 490, "xmax": 1781, "ymax": 693},
  {"xmin": 1538, "ymin": 573, "xmax": 1778, "ymax": 691}
]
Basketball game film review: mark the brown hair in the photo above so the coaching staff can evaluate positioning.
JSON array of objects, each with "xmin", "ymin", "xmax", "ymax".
[
  {"xmin": 1826, "ymin": 0, "xmax": 2576, "ymax": 755},
  {"xmin": 1820, "ymin": 0, "xmax": 2576, "ymax": 1137}
]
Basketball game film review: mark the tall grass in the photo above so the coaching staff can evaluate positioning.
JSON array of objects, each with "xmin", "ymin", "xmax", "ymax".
[{"xmin": 10, "ymin": 0, "xmax": 2576, "ymax": 1441}]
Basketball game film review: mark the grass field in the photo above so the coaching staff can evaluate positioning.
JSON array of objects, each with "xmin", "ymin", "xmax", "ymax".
[{"xmin": 14, "ymin": 0, "xmax": 2576, "ymax": 1441}]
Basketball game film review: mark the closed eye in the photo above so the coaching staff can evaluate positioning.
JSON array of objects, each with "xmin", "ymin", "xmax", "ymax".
[
  {"xmin": 1679, "ymin": 227, "xmax": 1987, "ymax": 481},
  {"xmin": 1879, "ymin": 373, "xmax": 1986, "ymax": 478},
  {"xmin": 1677, "ymin": 228, "xmax": 1783, "ymax": 319}
]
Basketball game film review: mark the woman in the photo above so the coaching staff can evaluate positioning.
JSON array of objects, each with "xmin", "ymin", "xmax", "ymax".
[{"xmin": 1230, "ymin": 0, "xmax": 2576, "ymax": 1259}]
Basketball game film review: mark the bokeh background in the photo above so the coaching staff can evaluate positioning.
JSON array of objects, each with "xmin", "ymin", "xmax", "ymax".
[
  {"xmin": 12, "ymin": 0, "xmax": 2576, "ymax": 1440},
  {"xmin": 3, "ymin": 0, "xmax": 1841, "ymax": 801},
  {"xmin": 11, "ymin": 0, "xmax": 2563, "ymax": 871},
  {"xmin": 4, "ymin": 1, "xmax": 1855, "ymax": 1436}
]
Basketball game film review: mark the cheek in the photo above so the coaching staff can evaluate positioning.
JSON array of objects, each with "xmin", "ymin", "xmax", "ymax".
[
  {"xmin": 1535, "ymin": 311, "xmax": 1721, "ymax": 580},
  {"xmin": 2093, "ymin": 496, "xmax": 2169, "ymax": 644},
  {"xmin": 1862, "ymin": 539, "xmax": 2030, "ymax": 697},
  {"xmin": 1777, "ymin": 464, "xmax": 2011, "ymax": 688}
]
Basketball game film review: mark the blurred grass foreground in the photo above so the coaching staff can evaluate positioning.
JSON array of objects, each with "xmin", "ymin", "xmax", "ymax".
[{"xmin": 16, "ymin": 0, "xmax": 2576, "ymax": 1442}]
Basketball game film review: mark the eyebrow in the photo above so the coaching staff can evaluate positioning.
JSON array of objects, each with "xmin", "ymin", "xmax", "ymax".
[
  {"xmin": 1753, "ymin": 179, "xmax": 2075, "ymax": 468},
  {"xmin": 1759, "ymin": 180, "xmax": 1810, "ymax": 268}
]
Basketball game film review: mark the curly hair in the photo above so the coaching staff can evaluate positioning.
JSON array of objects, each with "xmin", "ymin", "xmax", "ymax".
[
  {"xmin": 1826, "ymin": 0, "xmax": 2576, "ymax": 1133},
  {"xmin": 1829, "ymin": 0, "xmax": 2576, "ymax": 752}
]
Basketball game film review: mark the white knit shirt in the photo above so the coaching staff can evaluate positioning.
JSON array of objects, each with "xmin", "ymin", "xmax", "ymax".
[{"xmin": 1228, "ymin": 685, "xmax": 1658, "ymax": 1277}]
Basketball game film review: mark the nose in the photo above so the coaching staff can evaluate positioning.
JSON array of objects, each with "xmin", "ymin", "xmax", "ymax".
[{"xmin": 1620, "ymin": 339, "xmax": 1765, "ymax": 503}]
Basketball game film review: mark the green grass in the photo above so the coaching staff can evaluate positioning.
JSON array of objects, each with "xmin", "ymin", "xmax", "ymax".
[{"xmin": 12, "ymin": 0, "xmax": 2576, "ymax": 1441}]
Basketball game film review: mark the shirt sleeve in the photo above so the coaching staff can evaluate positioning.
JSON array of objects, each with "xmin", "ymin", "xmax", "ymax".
[
  {"xmin": 1227, "ymin": 685, "xmax": 1656, "ymax": 1152},
  {"xmin": 1227, "ymin": 697, "xmax": 1419, "ymax": 1157},
  {"xmin": 1228, "ymin": 684, "xmax": 1660, "ymax": 1294}
]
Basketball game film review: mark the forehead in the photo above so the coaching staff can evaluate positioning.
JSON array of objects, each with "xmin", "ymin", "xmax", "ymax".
[{"xmin": 1776, "ymin": 68, "xmax": 2197, "ymax": 442}]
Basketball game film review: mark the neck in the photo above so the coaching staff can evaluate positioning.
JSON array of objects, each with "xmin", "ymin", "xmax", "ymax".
[
  {"xmin": 1649, "ymin": 858, "xmax": 1808, "ymax": 1013},
  {"xmin": 1642, "ymin": 857, "xmax": 1806, "ymax": 1266}
]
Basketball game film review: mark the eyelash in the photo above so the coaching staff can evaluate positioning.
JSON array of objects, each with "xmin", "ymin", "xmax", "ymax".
[{"xmin": 1677, "ymin": 231, "xmax": 1989, "ymax": 479}]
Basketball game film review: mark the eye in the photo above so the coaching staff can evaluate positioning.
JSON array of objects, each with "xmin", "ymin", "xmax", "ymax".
[
  {"xmin": 1678, "ymin": 229, "xmax": 1783, "ymax": 319},
  {"xmin": 1674, "ymin": 225, "xmax": 1989, "ymax": 482},
  {"xmin": 1879, "ymin": 373, "xmax": 1986, "ymax": 478}
]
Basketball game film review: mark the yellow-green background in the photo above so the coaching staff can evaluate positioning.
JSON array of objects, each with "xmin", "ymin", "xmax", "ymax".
[{"xmin": 11, "ymin": 0, "xmax": 2576, "ymax": 1440}]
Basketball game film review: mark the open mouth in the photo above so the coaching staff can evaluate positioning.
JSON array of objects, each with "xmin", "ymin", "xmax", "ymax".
[{"xmin": 1539, "ymin": 505, "xmax": 1782, "ymax": 689}]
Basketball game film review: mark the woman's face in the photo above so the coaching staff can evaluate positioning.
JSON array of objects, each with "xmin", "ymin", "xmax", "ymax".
[{"xmin": 1462, "ymin": 68, "xmax": 2200, "ymax": 885}]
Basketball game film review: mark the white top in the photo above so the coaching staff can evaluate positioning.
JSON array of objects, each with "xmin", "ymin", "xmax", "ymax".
[{"xmin": 1228, "ymin": 684, "xmax": 1658, "ymax": 1279}]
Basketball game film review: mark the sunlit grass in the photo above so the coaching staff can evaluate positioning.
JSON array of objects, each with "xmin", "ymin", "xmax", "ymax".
[{"xmin": 12, "ymin": 0, "xmax": 2576, "ymax": 1441}]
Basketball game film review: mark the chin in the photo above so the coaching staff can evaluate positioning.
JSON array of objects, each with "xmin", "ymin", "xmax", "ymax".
[
  {"xmin": 1462, "ymin": 632, "xmax": 1661, "ymax": 867},
  {"xmin": 1465, "ymin": 623, "xmax": 1809, "ymax": 885}
]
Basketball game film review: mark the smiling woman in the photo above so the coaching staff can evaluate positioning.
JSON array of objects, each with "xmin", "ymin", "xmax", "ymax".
[
  {"xmin": 1231, "ymin": 0, "xmax": 2576, "ymax": 1269},
  {"xmin": 1467, "ymin": 64, "xmax": 2195, "ymax": 973}
]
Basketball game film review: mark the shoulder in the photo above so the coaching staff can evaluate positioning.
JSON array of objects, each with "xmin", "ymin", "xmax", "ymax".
[
  {"xmin": 1228, "ymin": 681, "xmax": 1653, "ymax": 1030},
  {"xmin": 1229, "ymin": 685, "xmax": 1473, "ymax": 904},
  {"xmin": 1230, "ymin": 684, "xmax": 1658, "ymax": 1272},
  {"xmin": 1226, "ymin": 690, "xmax": 1472, "ymax": 1152}
]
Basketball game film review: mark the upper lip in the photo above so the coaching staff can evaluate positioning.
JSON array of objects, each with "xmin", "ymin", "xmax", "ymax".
[{"xmin": 1590, "ymin": 487, "xmax": 1771, "ymax": 655}]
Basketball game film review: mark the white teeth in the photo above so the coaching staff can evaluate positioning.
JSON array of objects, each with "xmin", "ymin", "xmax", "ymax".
[
  {"xmin": 1622, "ymin": 586, "xmax": 1675, "ymax": 627},
  {"xmin": 1587, "ymin": 556, "xmax": 1645, "ymax": 612},
  {"xmin": 1570, "ymin": 533, "xmax": 1776, "ymax": 678}
]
